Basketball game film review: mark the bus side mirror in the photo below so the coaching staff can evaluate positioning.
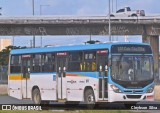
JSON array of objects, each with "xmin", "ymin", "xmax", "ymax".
[
  {"xmin": 105, "ymin": 65, "xmax": 108, "ymax": 76},
  {"xmin": 58, "ymin": 67, "xmax": 61, "ymax": 77},
  {"xmin": 27, "ymin": 67, "xmax": 30, "ymax": 73},
  {"xmin": 105, "ymin": 65, "xmax": 108, "ymax": 71},
  {"xmin": 59, "ymin": 67, "xmax": 61, "ymax": 72},
  {"xmin": 63, "ymin": 67, "xmax": 66, "ymax": 77},
  {"xmin": 99, "ymin": 65, "xmax": 102, "ymax": 71}
]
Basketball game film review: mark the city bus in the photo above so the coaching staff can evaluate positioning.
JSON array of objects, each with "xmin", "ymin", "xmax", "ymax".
[{"xmin": 8, "ymin": 42, "xmax": 154, "ymax": 108}]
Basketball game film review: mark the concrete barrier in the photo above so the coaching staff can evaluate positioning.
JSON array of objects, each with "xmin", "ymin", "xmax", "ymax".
[{"xmin": 0, "ymin": 84, "xmax": 8, "ymax": 95}]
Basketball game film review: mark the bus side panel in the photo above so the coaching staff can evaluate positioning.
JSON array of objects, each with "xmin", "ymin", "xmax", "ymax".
[
  {"xmin": 29, "ymin": 73, "xmax": 57, "ymax": 101},
  {"xmin": 8, "ymin": 78, "xmax": 22, "ymax": 99},
  {"xmin": 66, "ymin": 76, "xmax": 84, "ymax": 101},
  {"xmin": 66, "ymin": 73, "xmax": 98, "ymax": 102}
]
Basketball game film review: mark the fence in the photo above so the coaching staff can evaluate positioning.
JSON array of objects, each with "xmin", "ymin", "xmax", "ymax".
[{"xmin": 0, "ymin": 66, "xmax": 8, "ymax": 84}]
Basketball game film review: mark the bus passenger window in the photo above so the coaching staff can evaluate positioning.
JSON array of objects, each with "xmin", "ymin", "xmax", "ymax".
[
  {"xmin": 32, "ymin": 54, "xmax": 41, "ymax": 72},
  {"xmin": 68, "ymin": 51, "xmax": 82, "ymax": 71},
  {"xmin": 10, "ymin": 55, "xmax": 21, "ymax": 73},
  {"xmin": 92, "ymin": 61, "xmax": 96, "ymax": 71},
  {"xmin": 42, "ymin": 53, "xmax": 55, "ymax": 72},
  {"xmin": 83, "ymin": 51, "xmax": 96, "ymax": 71}
]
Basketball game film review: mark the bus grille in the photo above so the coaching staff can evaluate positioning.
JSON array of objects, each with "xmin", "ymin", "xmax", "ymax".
[
  {"xmin": 126, "ymin": 95, "xmax": 142, "ymax": 99},
  {"xmin": 124, "ymin": 90, "xmax": 143, "ymax": 93}
]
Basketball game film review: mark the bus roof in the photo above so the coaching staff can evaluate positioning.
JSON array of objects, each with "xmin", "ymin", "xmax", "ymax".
[{"xmin": 10, "ymin": 42, "xmax": 150, "ymax": 55}]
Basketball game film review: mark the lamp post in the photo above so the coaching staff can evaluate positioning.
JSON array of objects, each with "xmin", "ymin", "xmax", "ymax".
[
  {"xmin": 116, "ymin": 0, "xmax": 117, "ymax": 11},
  {"xmin": 32, "ymin": 0, "xmax": 35, "ymax": 15},
  {"xmin": 109, "ymin": 0, "xmax": 111, "ymax": 42},
  {"xmin": 12, "ymin": 36, "xmax": 14, "ymax": 46},
  {"xmin": 0, "ymin": 7, "xmax": 2, "ymax": 15},
  {"xmin": 32, "ymin": 0, "xmax": 35, "ymax": 48},
  {"xmin": 40, "ymin": 5, "xmax": 50, "ymax": 47}
]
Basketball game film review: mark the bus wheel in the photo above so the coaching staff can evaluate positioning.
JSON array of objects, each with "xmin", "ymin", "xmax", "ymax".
[
  {"xmin": 32, "ymin": 88, "xmax": 41, "ymax": 104},
  {"xmin": 84, "ymin": 89, "xmax": 95, "ymax": 109}
]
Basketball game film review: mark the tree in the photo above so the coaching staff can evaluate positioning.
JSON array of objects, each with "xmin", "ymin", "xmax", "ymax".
[{"xmin": 0, "ymin": 45, "xmax": 26, "ymax": 66}]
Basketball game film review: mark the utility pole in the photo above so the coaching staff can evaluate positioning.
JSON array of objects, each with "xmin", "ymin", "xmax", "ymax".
[
  {"xmin": 40, "ymin": 5, "xmax": 50, "ymax": 47},
  {"xmin": 32, "ymin": 0, "xmax": 35, "ymax": 48},
  {"xmin": 116, "ymin": 0, "xmax": 117, "ymax": 11},
  {"xmin": 109, "ymin": 0, "xmax": 111, "ymax": 42},
  {"xmin": 112, "ymin": 0, "xmax": 114, "ymax": 12},
  {"xmin": 0, "ymin": 7, "xmax": 2, "ymax": 15},
  {"xmin": 12, "ymin": 36, "xmax": 14, "ymax": 46}
]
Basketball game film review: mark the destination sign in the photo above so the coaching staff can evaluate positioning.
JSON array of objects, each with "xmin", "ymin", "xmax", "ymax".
[
  {"xmin": 56, "ymin": 52, "xmax": 68, "ymax": 56},
  {"xmin": 22, "ymin": 54, "xmax": 31, "ymax": 58},
  {"xmin": 97, "ymin": 50, "xmax": 108, "ymax": 54},
  {"xmin": 111, "ymin": 45, "xmax": 152, "ymax": 54}
]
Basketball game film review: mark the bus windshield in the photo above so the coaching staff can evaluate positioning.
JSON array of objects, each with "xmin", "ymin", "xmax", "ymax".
[{"xmin": 111, "ymin": 55, "xmax": 154, "ymax": 82}]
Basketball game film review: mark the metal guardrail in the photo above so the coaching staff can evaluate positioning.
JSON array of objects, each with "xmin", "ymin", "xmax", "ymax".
[{"xmin": 0, "ymin": 16, "xmax": 160, "ymax": 24}]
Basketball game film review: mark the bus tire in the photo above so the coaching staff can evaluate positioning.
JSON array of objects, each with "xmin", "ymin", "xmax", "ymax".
[
  {"xmin": 32, "ymin": 88, "xmax": 41, "ymax": 104},
  {"xmin": 84, "ymin": 89, "xmax": 95, "ymax": 109}
]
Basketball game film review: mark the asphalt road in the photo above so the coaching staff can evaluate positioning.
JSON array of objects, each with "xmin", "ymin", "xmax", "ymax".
[
  {"xmin": 0, "ymin": 96, "xmax": 33, "ymax": 104},
  {"xmin": 0, "ymin": 96, "xmax": 160, "ymax": 112}
]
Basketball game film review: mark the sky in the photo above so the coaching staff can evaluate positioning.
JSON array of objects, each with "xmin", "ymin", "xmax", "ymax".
[{"xmin": 0, "ymin": 0, "xmax": 160, "ymax": 47}]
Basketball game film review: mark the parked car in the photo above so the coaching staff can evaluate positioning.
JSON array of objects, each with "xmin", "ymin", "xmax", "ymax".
[{"xmin": 110, "ymin": 7, "xmax": 145, "ymax": 17}]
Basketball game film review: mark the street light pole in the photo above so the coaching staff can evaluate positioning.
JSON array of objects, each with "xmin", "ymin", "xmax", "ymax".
[
  {"xmin": 12, "ymin": 36, "xmax": 14, "ymax": 46},
  {"xmin": 32, "ymin": 0, "xmax": 35, "ymax": 48},
  {"xmin": 40, "ymin": 5, "xmax": 50, "ymax": 47},
  {"xmin": 109, "ymin": 0, "xmax": 111, "ymax": 42},
  {"xmin": 0, "ymin": 7, "xmax": 2, "ymax": 15},
  {"xmin": 32, "ymin": 0, "xmax": 35, "ymax": 15},
  {"xmin": 116, "ymin": 0, "xmax": 117, "ymax": 11}
]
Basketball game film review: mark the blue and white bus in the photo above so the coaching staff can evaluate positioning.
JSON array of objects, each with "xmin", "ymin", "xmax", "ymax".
[{"xmin": 8, "ymin": 42, "xmax": 154, "ymax": 108}]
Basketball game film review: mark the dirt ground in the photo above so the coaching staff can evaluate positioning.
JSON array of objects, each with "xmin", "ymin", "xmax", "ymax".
[{"xmin": 0, "ymin": 84, "xmax": 7, "ymax": 95}]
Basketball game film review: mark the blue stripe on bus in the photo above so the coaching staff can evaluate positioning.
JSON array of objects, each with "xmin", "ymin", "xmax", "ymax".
[
  {"xmin": 30, "ymin": 72, "xmax": 99, "ymax": 78},
  {"xmin": 10, "ymin": 42, "xmax": 149, "ymax": 55}
]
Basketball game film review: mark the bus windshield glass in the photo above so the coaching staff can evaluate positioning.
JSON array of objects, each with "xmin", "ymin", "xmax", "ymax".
[{"xmin": 111, "ymin": 55, "xmax": 153, "ymax": 82}]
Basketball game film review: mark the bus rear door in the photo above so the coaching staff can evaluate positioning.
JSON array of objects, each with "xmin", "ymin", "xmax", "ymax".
[
  {"xmin": 97, "ymin": 50, "xmax": 108, "ymax": 100},
  {"xmin": 56, "ymin": 52, "xmax": 68, "ymax": 100}
]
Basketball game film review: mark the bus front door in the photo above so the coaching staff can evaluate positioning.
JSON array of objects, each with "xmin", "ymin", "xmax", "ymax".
[
  {"xmin": 97, "ymin": 50, "xmax": 108, "ymax": 100},
  {"xmin": 22, "ymin": 57, "xmax": 30, "ymax": 99},
  {"xmin": 56, "ymin": 56, "xmax": 68, "ymax": 100}
]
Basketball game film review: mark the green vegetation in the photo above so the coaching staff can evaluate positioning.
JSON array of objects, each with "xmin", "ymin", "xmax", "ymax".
[
  {"xmin": 0, "ymin": 45, "xmax": 26, "ymax": 66},
  {"xmin": 0, "ymin": 110, "xmax": 146, "ymax": 113},
  {"xmin": 0, "ymin": 94, "xmax": 8, "ymax": 96}
]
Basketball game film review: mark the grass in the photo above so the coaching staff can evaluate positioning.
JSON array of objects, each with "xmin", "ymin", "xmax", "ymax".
[
  {"xmin": 0, "ymin": 110, "xmax": 147, "ymax": 113},
  {"xmin": 0, "ymin": 94, "xmax": 8, "ymax": 96}
]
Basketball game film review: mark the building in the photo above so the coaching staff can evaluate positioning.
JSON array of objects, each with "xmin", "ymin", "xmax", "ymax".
[{"xmin": 0, "ymin": 38, "xmax": 12, "ymax": 51}]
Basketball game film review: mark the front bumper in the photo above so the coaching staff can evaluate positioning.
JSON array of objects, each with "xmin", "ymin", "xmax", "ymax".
[{"xmin": 108, "ymin": 90, "xmax": 154, "ymax": 102}]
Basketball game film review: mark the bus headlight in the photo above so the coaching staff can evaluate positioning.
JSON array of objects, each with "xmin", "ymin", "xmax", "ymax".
[
  {"xmin": 111, "ymin": 85, "xmax": 122, "ymax": 93},
  {"xmin": 146, "ymin": 85, "xmax": 154, "ymax": 93}
]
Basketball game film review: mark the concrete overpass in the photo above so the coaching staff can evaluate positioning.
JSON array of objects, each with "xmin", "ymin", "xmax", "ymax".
[
  {"xmin": 0, "ymin": 16, "xmax": 160, "ymax": 35},
  {"xmin": 0, "ymin": 16, "xmax": 160, "ymax": 72}
]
